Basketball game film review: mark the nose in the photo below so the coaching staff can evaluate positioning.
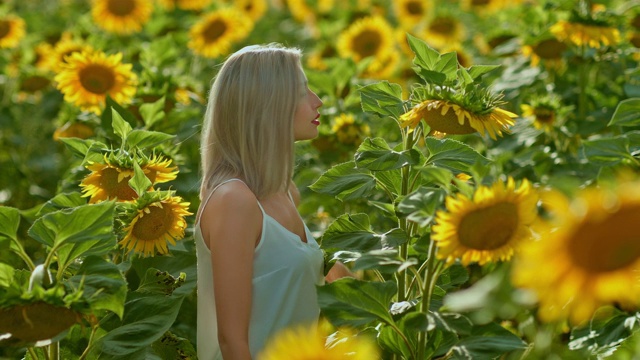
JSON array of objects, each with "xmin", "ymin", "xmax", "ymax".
[{"xmin": 313, "ymin": 91, "xmax": 323, "ymax": 108}]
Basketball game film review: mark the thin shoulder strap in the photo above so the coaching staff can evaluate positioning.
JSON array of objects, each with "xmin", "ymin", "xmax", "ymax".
[{"xmin": 197, "ymin": 178, "xmax": 263, "ymax": 223}]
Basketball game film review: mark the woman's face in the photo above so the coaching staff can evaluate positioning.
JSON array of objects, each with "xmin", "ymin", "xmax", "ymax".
[{"xmin": 293, "ymin": 73, "xmax": 323, "ymax": 141}]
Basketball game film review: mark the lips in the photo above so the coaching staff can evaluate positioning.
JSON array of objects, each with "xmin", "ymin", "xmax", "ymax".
[{"xmin": 312, "ymin": 113, "xmax": 320, "ymax": 125}]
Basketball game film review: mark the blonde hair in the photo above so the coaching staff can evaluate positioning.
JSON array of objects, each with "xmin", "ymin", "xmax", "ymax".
[{"xmin": 199, "ymin": 44, "xmax": 304, "ymax": 200}]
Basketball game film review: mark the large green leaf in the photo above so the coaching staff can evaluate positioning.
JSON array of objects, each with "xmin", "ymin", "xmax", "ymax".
[
  {"xmin": 36, "ymin": 192, "xmax": 86, "ymax": 217},
  {"xmin": 126, "ymin": 129, "xmax": 175, "ymax": 149},
  {"xmin": 112, "ymin": 108, "xmax": 133, "ymax": 143},
  {"xmin": 355, "ymin": 137, "xmax": 422, "ymax": 171},
  {"xmin": 608, "ymin": 98, "xmax": 640, "ymax": 127},
  {"xmin": 129, "ymin": 161, "xmax": 152, "ymax": 197},
  {"xmin": 449, "ymin": 322, "xmax": 527, "ymax": 359},
  {"xmin": 397, "ymin": 187, "xmax": 446, "ymax": 227},
  {"xmin": 317, "ymin": 278, "xmax": 397, "ymax": 327},
  {"xmin": 139, "ymin": 96, "xmax": 166, "ymax": 128},
  {"xmin": 309, "ymin": 161, "xmax": 376, "ymax": 201},
  {"xmin": 0, "ymin": 206, "xmax": 20, "ymax": 251},
  {"xmin": 101, "ymin": 97, "xmax": 137, "ymax": 140},
  {"xmin": 333, "ymin": 249, "xmax": 417, "ymax": 274},
  {"xmin": 129, "ymin": 249, "xmax": 197, "ymax": 297},
  {"xmin": 406, "ymin": 33, "xmax": 439, "ymax": 71},
  {"xmin": 581, "ymin": 135, "xmax": 634, "ymax": 166},
  {"xmin": 321, "ymin": 213, "xmax": 378, "ymax": 251},
  {"xmin": 89, "ymin": 293, "xmax": 184, "ymax": 359},
  {"xmin": 425, "ymin": 137, "xmax": 490, "ymax": 172},
  {"xmin": 68, "ymin": 256, "xmax": 127, "ymax": 319},
  {"xmin": 58, "ymin": 137, "xmax": 98, "ymax": 159},
  {"xmin": 570, "ymin": 310, "xmax": 638, "ymax": 357},
  {"xmin": 358, "ymin": 81, "xmax": 405, "ymax": 118},
  {"xmin": 0, "ymin": 263, "xmax": 14, "ymax": 288}
]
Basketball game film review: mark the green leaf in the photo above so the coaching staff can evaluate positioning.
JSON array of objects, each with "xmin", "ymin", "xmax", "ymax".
[
  {"xmin": 355, "ymin": 138, "xmax": 422, "ymax": 171},
  {"xmin": 321, "ymin": 213, "xmax": 378, "ymax": 252},
  {"xmin": 102, "ymin": 97, "xmax": 138, "ymax": 139},
  {"xmin": 397, "ymin": 187, "xmax": 446, "ymax": 227},
  {"xmin": 126, "ymin": 130, "xmax": 175, "ymax": 149},
  {"xmin": 407, "ymin": 33, "xmax": 439, "ymax": 70},
  {"xmin": 608, "ymin": 98, "xmax": 640, "ymax": 127},
  {"xmin": 151, "ymin": 332, "xmax": 197, "ymax": 360},
  {"xmin": 58, "ymin": 138, "xmax": 97, "ymax": 159},
  {"xmin": 0, "ymin": 206, "xmax": 20, "ymax": 250},
  {"xmin": 36, "ymin": 192, "xmax": 86, "ymax": 217},
  {"xmin": 449, "ymin": 322, "xmax": 527, "ymax": 359},
  {"xmin": 130, "ymin": 249, "xmax": 197, "ymax": 297},
  {"xmin": 0, "ymin": 263, "xmax": 14, "ymax": 288},
  {"xmin": 425, "ymin": 137, "xmax": 490, "ymax": 172},
  {"xmin": 581, "ymin": 135, "xmax": 634, "ymax": 166},
  {"xmin": 419, "ymin": 166, "xmax": 454, "ymax": 188},
  {"xmin": 112, "ymin": 108, "xmax": 133, "ymax": 143},
  {"xmin": 139, "ymin": 96, "xmax": 166, "ymax": 128},
  {"xmin": 317, "ymin": 278, "xmax": 397, "ymax": 327},
  {"xmin": 68, "ymin": 256, "xmax": 127, "ymax": 319},
  {"xmin": 340, "ymin": 249, "xmax": 417, "ymax": 273},
  {"xmin": 358, "ymin": 81, "xmax": 405, "ymax": 118},
  {"xmin": 309, "ymin": 161, "xmax": 376, "ymax": 201},
  {"xmin": 136, "ymin": 268, "xmax": 186, "ymax": 296},
  {"xmin": 435, "ymin": 52, "xmax": 459, "ymax": 82},
  {"xmin": 129, "ymin": 161, "xmax": 152, "ymax": 197},
  {"xmin": 467, "ymin": 65, "xmax": 500, "ymax": 80}
]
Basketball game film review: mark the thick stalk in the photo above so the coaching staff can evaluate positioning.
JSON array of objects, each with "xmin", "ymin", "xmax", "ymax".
[
  {"xmin": 416, "ymin": 238, "xmax": 442, "ymax": 359},
  {"xmin": 48, "ymin": 342, "xmax": 59, "ymax": 360}
]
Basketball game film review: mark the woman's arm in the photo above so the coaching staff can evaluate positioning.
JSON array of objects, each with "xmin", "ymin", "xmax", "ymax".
[{"xmin": 200, "ymin": 182, "xmax": 262, "ymax": 360}]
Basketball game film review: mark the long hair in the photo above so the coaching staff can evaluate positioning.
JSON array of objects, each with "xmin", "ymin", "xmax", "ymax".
[{"xmin": 199, "ymin": 44, "xmax": 303, "ymax": 200}]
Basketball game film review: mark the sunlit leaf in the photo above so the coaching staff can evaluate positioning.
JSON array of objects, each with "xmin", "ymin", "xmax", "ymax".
[
  {"xmin": 309, "ymin": 161, "xmax": 376, "ymax": 201},
  {"xmin": 355, "ymin": 138, "xmax": 422, "ymax": 171},
  {"xmin": 608, "ymin": 98, "xmax": 640, "ymax": 127},
  {"xmin": 425, "ymin": 137, "xmax": 490, "ymax": 172},
  {"xmin": 359, "ymin": 81, "xmax": 405, "ymax": 118}
]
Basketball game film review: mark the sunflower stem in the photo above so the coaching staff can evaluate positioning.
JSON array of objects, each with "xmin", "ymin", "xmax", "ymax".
[
  {"xmin": 49, "ymin": 342, "xmax": 59, "ymax": 360},
  {"xmin": 578, "ymin": 44, "xmax": 588, "ymax": 121},
  {"xmin": 416, "ymin": 239, "xmax": 442, "ymax": 359}
]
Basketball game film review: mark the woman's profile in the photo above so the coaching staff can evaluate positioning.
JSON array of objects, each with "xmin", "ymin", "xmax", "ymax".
[{"xmin": 195, "ymin": 44, "xmax": 350, "ymax": 359}]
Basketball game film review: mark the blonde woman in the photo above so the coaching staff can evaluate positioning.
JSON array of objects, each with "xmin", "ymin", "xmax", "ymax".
[{"xmin": 196, "ymin": 44, "xmax": 351, "ymax": 360}]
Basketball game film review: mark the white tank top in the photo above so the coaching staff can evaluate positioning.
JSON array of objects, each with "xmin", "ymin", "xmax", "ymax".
[{"xmin": 195, "ymin": 179, "xmax": 325, "ymax": 359}]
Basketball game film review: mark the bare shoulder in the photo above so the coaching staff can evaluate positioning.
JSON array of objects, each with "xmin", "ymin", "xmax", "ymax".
[{"xmin": 199, "ymin": 181, "xmax": 262, "ymax": 242}]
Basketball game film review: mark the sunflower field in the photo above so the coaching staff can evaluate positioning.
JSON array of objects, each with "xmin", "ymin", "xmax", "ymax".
[{"xmin": 2, "ymin": 0, "xmax": 640, "ymax": 359}]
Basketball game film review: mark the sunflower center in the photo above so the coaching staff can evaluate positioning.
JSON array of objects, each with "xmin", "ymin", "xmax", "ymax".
[
  {"xmin": 79, "ymin": 64, "xmax": 116, "ymax": 94},
  {"xmin": 422, "ymin": 103, "xmax": 477, "ymax": 135},
  {"xmin": 100, "ymin": 167, "xmax": 138, "ymax": 201},
  {"xmin": 568, "ymin": 205, "xmax": 640, "ymax": 273},
  {"xmin": 534, "ymin": 107, "xmax": 555, "ymax": 124},
  {"xmin": 0, "ymin": 20, "xmax": 9, "ymax": 39},
  {"xmin": 630, "ymin": 33, "xmax": 640, "ymax": 48},
  {"xmin": 107, "ymin": 0, "xmax": 136, "ymax": 16},
  {"xmin": 406, "ymin": 1, "xmax": 423, "ymax": 15},
  {"xmin": 458, "ymin": 202, "xmax": 518, "ymax": 250},
  {"xmin": 632, "ymin": 14, "xmax": 640, "ymax": 30},
  {"xmin": 203, "ymin": 19, "xmax": 227, "ymax": 42},
  {"xmin": 471, "ymin": 0, "xmax": 491, "ymax": 6},
  {"xmin": 429, "ymin": 17, "xmax": 455, "ymax": 35},
  {"xmin": 533, "ymin": 39, "xmax": 567, "ymax": 60},
  {"xmin": 131, "ymin": 205, "xmax": 171, "ymax": 241},
  {"xmin": 352, "ymin": 30, "xmax": 382, "ymax": 58}
]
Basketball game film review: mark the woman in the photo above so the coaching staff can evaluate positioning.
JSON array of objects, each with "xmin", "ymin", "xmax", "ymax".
[{"xmin": 195, "ymin": 44, "xmax": 350, "ymax": 360}]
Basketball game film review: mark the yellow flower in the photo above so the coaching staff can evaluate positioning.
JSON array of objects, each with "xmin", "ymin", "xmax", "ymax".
[
  {"xmin": 400, "ymin": 100, "xmax": 516, "ymax": 140},
  {"xmin": 337, "ymin": 16, "xmax": 396, "ymax": 78},
  {"xmin": 286, "ymin": 0, "xmax": 334, "ymax": 24},
  {"xmin": 432, "ymin": 177, "xmax": 538, "ymax": 266},
  {"xmin": 91, "ymin": 0, "xmax": 153, "ymax": 35},
  {"xmin": 80, "ymin": 155, "xmax": 177, "ymax": 203},
  {"xmin": 188, "ymin": 8, "xmax": 253, "ymax": 59},
  {"xmin": 48, "ymin": 34, "xmax": 95, "ymax": 73},
  {"xmin": 332, "ymin": 113, "xmax": 370, "ymax": 146},
  {"xmin": 156, "ymin": 0, "xmax": 212, "ymax": 11},
  {"xmin": 521, "ymin": 104, "xmax": 556, "ymax": 132},
  {"xmin": 0, "ymin": 14, "xmax": 26, "ymax": 49},
  {"xmin": 422, "ymin": 15, "xmax": 465, "ymax": 49},
  {"xmin": 393, "ymin": 0, "xmax": 432, "ymax": 30},
  {"xmin": 120, "ymin": 194, "xmax": 192, "ymax": 256},
  {"xmin": 233, "ymin": 0, "xmax": 268, "ymax": 21},
  {"xmin": 53, "ymin": 122, "xmax": 94, "ymax": 141},
  {"xmin": 461, "ymin": 0, "xmax": 521, "ymax": 13},
  {"xmin": 521, "ymin": 38, "xmax": 567, "ymax": 68},
  {"xmin": 258, "ymin": 322, "xmax": 380, "ymax": 360},
  {"xmin": 306, "ymin": 43, "xmax": 338, "ymax": 71},
  {"xmin": 512, "ymin": 180, "xmax": 640, "ymax": 325},
  {"xmin": 54, "ymin": 50, "xmax": 137, "ymax": 114},
  {"xmin": 550, "ymin": 20, "xmax": 620, "ymax": 49}
]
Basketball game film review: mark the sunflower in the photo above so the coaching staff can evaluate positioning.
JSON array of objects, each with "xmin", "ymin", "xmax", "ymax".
[
  {"xmin": 337, "ymin": 16, "xmax": 396, "ymax": 78},
  {"xmin": 156, "ymin": 0, "xmax": 212, "ymax": 11},
  {"xmin": 521, "ymin": 38, "xmax": 567, "ymax": 68},
  {"xmin": 461, "ymin": 0, "xmax": 521, "ymax": 13},
  {"xmin": 286, "ymin": 0, "xmax": 335, "ymax": 24},
  {"xmin": 422, "ymin": 15, "xmax": 465, "ymax": 49},
  {"xmin": 53, "ymin": 122, "xmax": 94, "ymax": 141},
  {"xmin": 0, "ymin": 14, "xmax": 26, "ymax": 49},
  {"xmin": 120, "ymin": 193, "xmax": 192, "ymax": 256},
  {"xmin": 332, "ymin": 113, "xmax": 370, "ymax": 146},
  {"xmin": 393, "ymin": 0, "xmax": 431, "ymax": 30},
  {"xmin": 233, "ymin": 0, "xmax": 268, "ymax": 21},
  {"xmin": 54, "ymin": 50, "xmax": 137, "ymax": 114},
  {"xmin": 550, "ymin": 20, "xmax": 620, "ymax": 49},
  {"xmin": 188, "ymin": 8, "xmax": 253, "ymax": 59},
  {"xmin": 400, "ymin": 100, "xmax": 517, "ymax": 140},
  {"xmin": 258, "ymin": 322, "xmax": 379, "ymax": 360},
  {"xmin": 306, "ymin": 43, "xmax": 338, "ymax": 70},
  {"xmin": 512, "ymin": 180, "xmax": 640, "ymax": 325},
  {"xmin": 34, "ymin": 42, "xmax": 55, "ymax": 71},
  {"xmin": 80, "ymin": 154, "xmax": 177, "ymax": 203},
  {"xmin": 91, "ymin": 0, "xmax": 153, "ymax": 35},
  {"xmin": 48, "ymin": 34, "xmax": 95, "ymax": 73},
  {"xmin": 431, "ymin": 177, "xmax": 538, "ymax": 266}
]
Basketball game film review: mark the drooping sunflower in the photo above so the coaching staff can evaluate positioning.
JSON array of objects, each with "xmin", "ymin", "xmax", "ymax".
[
  {"xmin": 188, "ymin": 8, "xmax": 253, "ymax": 59},
  {"xmin": 91, "ymin": 0, "xmax": 153, "ymax": 35},
  {"xmin": 48, "ymin": 34, "xmax": 95, "ymax": 73},
  {"xmin": 422, "ymin": 15, "xmax": 465, "ymax": 49},
  {"xmin": 156, "ymin": 0, "xmax": 212, "ymax": 11},
  {"xmin": 54, "ymin": 50, "xmax": 137, "ymax": 114},
  {"xmin": 512, "ymin": 180, "xmax": 640, "ymax": 325},
  {"xmin": 332, "ymin": 113, "xmax": 370, "ymax": 146},
  {"xmin": 258, "ymin": 321, "xmax": 380, "ymax": 360},
  {"xmin": 431, "ymin": 177, "xmax": 538, "ymax": 266},
  {"xmin": 337, "ymin": 16, "xmax": 396, "ymax": 78},
  {"xmin": 550, "ymin": 18, "xmax": 620, "ymax": 49},
  {"xmin": 80, "ymin": 154, "xmax": 178, "ymax": 203},
  {"xmin": 393, "ymin": 0, "xmax": 431, "ymax": 30},
  {"xmin": 0, "ymin": 14, "xmax": 26, "ymax": 49},
  {"xmin": 521, "ymin": 37, "xmax": 567, "ymax": 69},
  {"xmin": 120, "ymin": 192, "xmax": 192, "ymax": 256},
  {"xmin": 400, "ymin": 99, "xmax": 517, "ymax": 140}
]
